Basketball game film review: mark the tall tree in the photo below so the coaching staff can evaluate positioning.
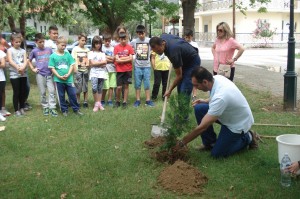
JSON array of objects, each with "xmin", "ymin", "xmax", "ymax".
[
  {"xmin": 1, "ymin": 0, "xmax": 79, "ymax": 37},
  {"xmin": 81, "ymin": 0, "xmax": 179, "ymax": 34}
]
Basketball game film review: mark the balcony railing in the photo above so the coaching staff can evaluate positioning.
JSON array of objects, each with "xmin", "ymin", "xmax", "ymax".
[
  {"xmin": 179, "ymin": 32, "xmax": 300, "ymax": 47},
  {"xmin": 197, "ymin": 0, "xmax": 297, "ymax": 12}
]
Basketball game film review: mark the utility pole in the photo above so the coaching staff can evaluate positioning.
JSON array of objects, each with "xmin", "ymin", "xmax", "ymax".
[{"xmin": 283, "ymin": 0, "xmax": 297, "ymax": 110}]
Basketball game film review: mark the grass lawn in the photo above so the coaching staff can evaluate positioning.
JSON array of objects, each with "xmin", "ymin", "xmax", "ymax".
[
  {"xmin": 0, "ymin": 72, "xmax": 300, "ymax": 198},
  {"xmin": 296, "ymin": 53, "xmax": 300, "ymax": 59}
]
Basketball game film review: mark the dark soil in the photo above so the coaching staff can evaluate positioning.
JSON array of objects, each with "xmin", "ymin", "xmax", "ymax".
[
  {"xmin": 144, "ymin": 137, "xmax": 166, "ymax": 149},
  {"xmin": 154, "ymin": 147, "xmax": 189, "ymax": 164},
  {"xmin": 158, "ymin": 160, "xmax": 208, "ymax": 195},
  {"xmin": 144, "ymin": 137, "xmax": 189, "ymax": 164}
]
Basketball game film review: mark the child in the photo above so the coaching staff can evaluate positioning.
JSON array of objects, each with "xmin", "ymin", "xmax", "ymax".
[
  {"xmin": 0, "ymin": 49, "xmax": 7, "ymax": 121},
  {"xmin": 101, "ymin": 33, "xmax": 116, "ymax": 107},
  {"xmin": 150, "ymin": 51, "xmax": 170, "ymax": 101},
  {"xmin": 45, "ymin": 25, "xmax": 59, "ymax": 50},
  {"xmin": 131, "ymin": 25, "xmax": 154, "ymax": 107},
  {"xmin": 48, "ymin": 36, "xmax": 83, "ymax": 116},
  {"xmin": 184, "ymin": 29, "xmax": 199, "ymax": 49},
  {"xmin": 0, "ymin": 36, "xmax": 11, "ymax": 117},
  {"xmin": 114, "ymin": 32, "xmax": 134, "ymax": 108},
  {"xmin": 28, "ymin": 33, "xmax": 57, "ymax": 117},
  {"xmin": 71, "ymin": 33, "xmax": 90, "ymax": 108},
  {"xmin": 7, "ymin": 33, "xmax": 28, "ymax": 116},
  {"xmin": 184, "ymin": 29, "xmax": 199, "ymax": 100},
  {"xmin": 88, "ymin": 36, "xmax": 107, "ymax": 112}
]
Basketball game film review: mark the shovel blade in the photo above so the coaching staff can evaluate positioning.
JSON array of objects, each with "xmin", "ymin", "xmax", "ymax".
[{"xmin": 151, "ymin": 125, "xmax": 167, "ymax": 138}]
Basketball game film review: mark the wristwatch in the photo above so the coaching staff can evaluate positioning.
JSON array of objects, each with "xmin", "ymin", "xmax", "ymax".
[
  {"xmin": 178, "ymin": 140, "xmax": 185, "ymax": 148},
  {"xmin": 233, "ymin": 57, "xmax": 238, "ymax": 61}
]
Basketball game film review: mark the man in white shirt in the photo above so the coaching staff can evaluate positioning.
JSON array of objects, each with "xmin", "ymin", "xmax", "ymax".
[{"xmin": 175, "ymin": 66, "xmax": 258, "ymax": 158}]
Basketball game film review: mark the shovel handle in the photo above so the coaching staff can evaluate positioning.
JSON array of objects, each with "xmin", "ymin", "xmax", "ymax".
[{"xmin": 161, "ymin": 65, "xmax": 172, "ymax": 124}]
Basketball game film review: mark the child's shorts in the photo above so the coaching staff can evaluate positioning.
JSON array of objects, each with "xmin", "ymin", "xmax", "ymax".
[
  {"xmin": 134, "ymin": 66, "xmax": 151, "ymax": 90},
  {"xmin": 103, "ymin": 72, "xmax": 117, "ymax": 89},
  {"xmin": 117, "ymin": 71, "xmax": 132, "ymax": 86},
  {"xmin": 74, "ymin": 70, "xmax": 89, "ymax": 94}
]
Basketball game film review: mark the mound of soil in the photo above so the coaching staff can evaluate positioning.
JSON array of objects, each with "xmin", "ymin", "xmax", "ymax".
[
  {"xmin": 158, "ymin": 160, "xmax": 208, "ymax": 195},
  {"xmin": 144, "ymin": 137, "xmax": 166, "ymax": 149}
]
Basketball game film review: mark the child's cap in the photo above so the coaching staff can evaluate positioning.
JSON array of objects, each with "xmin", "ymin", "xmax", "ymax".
[
  {"xmin": 118, "ymin": 32, "xmax": 126, "ymax": 38},
  {"xmin": 136, "ymin": 25, "xmax": 146, "ymax": 33}
]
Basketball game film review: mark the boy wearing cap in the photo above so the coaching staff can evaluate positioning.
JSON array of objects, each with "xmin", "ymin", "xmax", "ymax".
[
  {"xmin": 113, "ymin": 32, "xmax": 134, "ymax": 108},
  {"xmin": 131, "ymin": 25, "xmax": 154, "ymax": 107}
]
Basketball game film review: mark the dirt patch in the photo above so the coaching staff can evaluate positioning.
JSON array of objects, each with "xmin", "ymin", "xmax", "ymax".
[
  {"xmin": 158, "ymin": 160, "xmax": 208, "ymax": 195},
  {"xmin": 144, "ymin": 137, "xmax": 166, "ymax": 149},
  {"xmin": 145, "ymin": 137, "xmax": 189, "ymax": 163},
  {"xmin": 155, "ymin": 147, "xmax": 189, "ymax": 164}
]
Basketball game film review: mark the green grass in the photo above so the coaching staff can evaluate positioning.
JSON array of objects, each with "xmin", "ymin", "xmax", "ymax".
[
  {"xmin": 0, "ymin": 73, "xmax": 300, "ymax": 198},
  {"xmin": 296, "ymin": 53, "xmax": 300, "ymax": 59}
]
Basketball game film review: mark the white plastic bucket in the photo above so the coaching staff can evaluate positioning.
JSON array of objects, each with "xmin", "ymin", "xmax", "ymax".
[{"xmin": 276, "ymin": 134, "xmax": 300, "ymax": 163}]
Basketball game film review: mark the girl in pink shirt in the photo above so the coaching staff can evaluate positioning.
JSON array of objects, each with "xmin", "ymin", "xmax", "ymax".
[{"xmin": 212, "ymin": 22, "xmax": 244, "ymax": 81}]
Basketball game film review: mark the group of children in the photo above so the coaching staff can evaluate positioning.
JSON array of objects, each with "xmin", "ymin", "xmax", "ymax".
[{"xmin": 0, "ymin": 24, "xmax": 173, "ymax": 118}]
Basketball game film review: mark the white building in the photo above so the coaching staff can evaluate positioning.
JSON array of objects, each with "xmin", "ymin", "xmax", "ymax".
[
  {"xmin": 26, "ymin": 17, "xmax": 99, "ymax": 42},
  {"xmin": 179, "ymin": 0, "xmax": 300, "ymax": 47}
]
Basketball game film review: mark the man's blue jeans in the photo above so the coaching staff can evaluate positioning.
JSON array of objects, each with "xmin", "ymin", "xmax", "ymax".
[
  {"xmin": 194, "ymin": 103, "xmax": 251, "ymax": 158},
  {"xmin": 56, "ymin": 82, "xmax": 79, "ymax": 113}
]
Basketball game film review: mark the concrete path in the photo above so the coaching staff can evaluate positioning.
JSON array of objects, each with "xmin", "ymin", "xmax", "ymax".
[{"xmin": 199, "ymin": 47, "xmax": 300, "ymax": 101}]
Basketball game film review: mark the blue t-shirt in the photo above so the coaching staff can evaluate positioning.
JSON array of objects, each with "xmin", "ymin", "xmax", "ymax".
[
  {"xmin": 161, "ymin": 34, "xmax": 200, "ymax": 69},
  {"xmin": 29, "ymin": 47, "xmax": 53, "ymax": 76}
]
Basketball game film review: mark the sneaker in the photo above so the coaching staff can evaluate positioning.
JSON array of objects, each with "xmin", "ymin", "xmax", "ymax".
[
  {"xmin": 107, "ymin": 100, "xmax": 113, "ymax": 107},
  {"xmin": 114, "ymin": 101, "xmax": 121, "ymax": 108},
  {"xmin": 1, "ymin": 109, "xmax": 11, "ymax": 116},
  {"xmin": 195, "ymin": 144, "xmax": 214, "ymax": 151},
  {"xmin": 15, "ymin": 111, "xmax": 22, "ymax": 117},
  {"xmin": 151, "ymin": 96, "xmax": 157, "ymax": 101},
  {"xmin": 0, "ymin": 114, "xmax": 6, "ymax": 122},
  {"xmin": 122, "ymin": 102, "xmax": 127, "ymax": 108},
  {"xmin": 133, "ymin": 100, "xmax": 141, "ymax": 107},
  {"xmin": 50, "ymin": 109, "xmax": 58, "ymax": 117},
  {"xmin": 74, "ymin": 110, "xmax": 84, "ymax": 116},
  {"xmin": 99, "ymin": 104, "xmax": 105, "ymax": 111},
  {"xmin": 83, "ymin": 101, "xmax": 88, "ymax": 108},
  {"xmin": 24, "ymin": 102, "xmax": 32, "ymax": 111},
  {"xmin": 145, "ymin": 100, "xmax": 155, "ymax": 107},
  {"xmin": 43, "ymin": 108, "xmax": 49, "ymax": 116},
  {"xmin": 62, "ymin": 112, "xmax": 68, "ymax": 117},
  {"xmin": 20, "ymin": 108, "xmax": 26, "ymax": 115},
  {"xmin": 93, "ymin": 103, "xmax": 99, "ymax": 112},
  {"xmin": 101, "ymin": 100, "xmax": 106, "ymax": 107},
  {"xmin": 249, "ymin": 130, "xmax": 259, "ymax": 150}
]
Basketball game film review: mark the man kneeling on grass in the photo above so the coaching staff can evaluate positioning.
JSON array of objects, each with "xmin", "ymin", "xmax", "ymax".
[{"xmin": 174, "ymin": 66, "xmax": 258, "ymax": 158}]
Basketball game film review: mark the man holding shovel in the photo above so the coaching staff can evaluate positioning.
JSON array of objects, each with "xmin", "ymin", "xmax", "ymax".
[
  {"xmin": 149, "ymin": 34, "xmax": 200, "ymax": 102},
  {"xmin": 174, "ymin": 67, "xmax": 259, "ymax": 158}
]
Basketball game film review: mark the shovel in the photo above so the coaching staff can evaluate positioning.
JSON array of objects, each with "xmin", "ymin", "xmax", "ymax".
[{"xmin": 151, "ymin": 65, "xmax": 172, "ymax": 138}]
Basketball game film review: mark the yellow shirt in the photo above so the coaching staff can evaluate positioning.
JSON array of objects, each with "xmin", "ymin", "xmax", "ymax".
[{"xmin": 151, "ymin": 51, "xmax": 170, "ymax": 71}]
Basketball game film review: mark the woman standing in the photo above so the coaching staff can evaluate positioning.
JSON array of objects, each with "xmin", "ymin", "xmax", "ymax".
[{"xmin": 212, "ymin": 22, "xmax": 244, "ymax": 81}]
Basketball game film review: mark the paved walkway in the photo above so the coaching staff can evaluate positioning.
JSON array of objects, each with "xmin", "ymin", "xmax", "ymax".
[{"xmin": 199, "ymin": 47, "xmax": 300, "ymax": 102}]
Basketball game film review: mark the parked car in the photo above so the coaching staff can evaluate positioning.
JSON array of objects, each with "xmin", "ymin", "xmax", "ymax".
[
  {"xmin": 1, "ymin": 32, "xmax": 36, "ymax": 54},
  {"xmin": 66, "ymin": 36, "xmax": 93, "ymax": 53}
]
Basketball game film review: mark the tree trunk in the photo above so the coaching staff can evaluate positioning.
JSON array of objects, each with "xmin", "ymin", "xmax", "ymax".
[
  {"xmin": 8, "ymin": 16, "xmax": 16, "ymax": 32},
  {"xmin": 181, "ymin": 0, "xmax": 197, "ymax": 36}
]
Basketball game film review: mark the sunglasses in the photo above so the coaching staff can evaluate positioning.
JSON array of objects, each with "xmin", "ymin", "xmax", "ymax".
[{"xmin": 217, "ymin": 29, "xmax": 224, "ymax": 33}]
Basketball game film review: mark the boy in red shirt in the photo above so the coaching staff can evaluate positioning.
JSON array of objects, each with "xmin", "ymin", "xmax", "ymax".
[{"xmin": 114, "ymin": 32, "xmax": 134, "ymax": 108}]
